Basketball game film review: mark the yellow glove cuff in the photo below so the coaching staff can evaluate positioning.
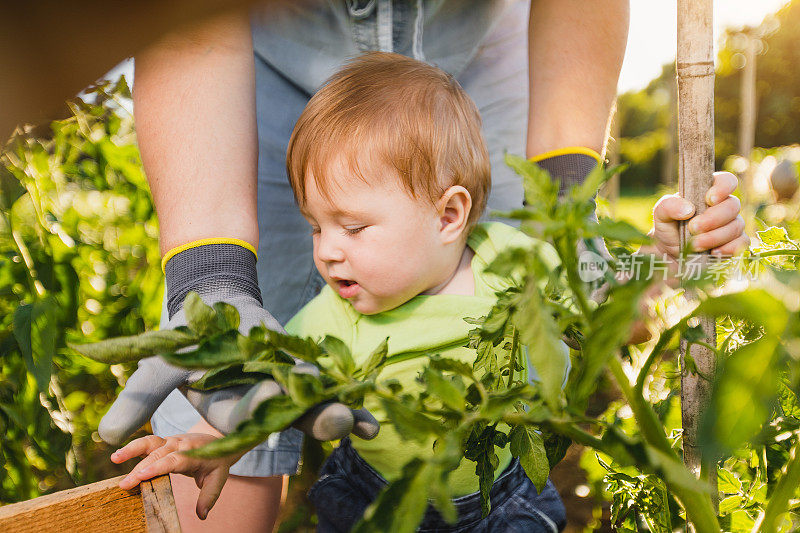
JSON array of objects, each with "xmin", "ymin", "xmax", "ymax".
[
  {"xmin": 528, "ymin": 146, "xmax": 602, "ymax": 164},
  {"xmin": 161, "ymin": 238, "xmax": 257, "ymax": 275}
]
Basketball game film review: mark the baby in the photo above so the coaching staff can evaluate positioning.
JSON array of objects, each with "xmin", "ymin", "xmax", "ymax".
[
  {"xmin": 113, "ymin": 52, "xmax": 747, "ymax": 530},
  {"xmin": 283, "ymin": 52, "xmax": 568, "ymax": 530}
]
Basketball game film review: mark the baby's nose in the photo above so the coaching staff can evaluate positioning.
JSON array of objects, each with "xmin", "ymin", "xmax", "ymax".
[{"xmin": 316, "ymin": 235, "xmax": 346, "ymax": 263}]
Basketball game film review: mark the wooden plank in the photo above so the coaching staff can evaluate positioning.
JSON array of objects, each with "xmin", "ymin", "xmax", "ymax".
[
  {"xmin": 0, "ymin": 475, "xmax": 179, "ymax": 533},
  {"xmin": 141, "ymin": 476, "xmax": 181, "ymax": 533}
]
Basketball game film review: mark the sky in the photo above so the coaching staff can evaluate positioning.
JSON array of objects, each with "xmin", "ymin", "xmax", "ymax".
[
  {"xmin": 105, "ymin": 0, "xmax": 792, "ymax": 97},
  {"xmin": 618, "ymin": 0, "xmax": 790, "ymax": 92}
]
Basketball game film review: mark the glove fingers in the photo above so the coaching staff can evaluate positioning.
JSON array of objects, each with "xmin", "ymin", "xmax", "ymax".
[
  {"xmin": 292, "ymin": 402, "xmax": 354, "ymax": 441},
  {"xmin": 219, "ymin": 380, "xmax": 284, "ymax": 434},
  {"xmin": 99, "ymin": 358, "xmax": 192, "ymax": 446},
  {"xmin": 350, "ymin": 408, "xmax": 380, "ymax": 441},
  {"xmin": 291, "ymin": 361, "xmax": 320, "ymax": 377},
  {"xmin": 183, "ymin": 384, "xmax": 257, "ymax": 435}
]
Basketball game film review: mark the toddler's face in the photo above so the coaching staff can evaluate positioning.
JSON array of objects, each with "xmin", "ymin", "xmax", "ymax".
[{"xmin": 300, "ymin": 159, "xmax": 452, "ymax": 314}]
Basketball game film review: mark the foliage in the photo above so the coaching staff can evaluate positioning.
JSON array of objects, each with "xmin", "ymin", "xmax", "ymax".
[
  {"xmin": 0, "ymin": 78, "xmax": 162, "ymax": 503},
  {"xmin": 615, "ymin": 0, "xmax": 800, "ymax": 192},
  {"xmin": 71, "ymin": 156, "xmax": 800, "ymax": 532}
]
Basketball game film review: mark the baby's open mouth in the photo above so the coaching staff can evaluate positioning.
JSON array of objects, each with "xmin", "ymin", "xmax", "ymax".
[{"xmin": 335, "ymin": 279, "xmax": 360, "ymax": 298}]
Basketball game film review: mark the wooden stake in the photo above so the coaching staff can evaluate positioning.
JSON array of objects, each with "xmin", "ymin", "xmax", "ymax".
[
  {"xmin": 738, "ymin": 30, "xmax": 758, "ymax": 206},
  {"xmin": 662, "ymin": 76, "xmax": 677, "ymax": 188},
  {"xmin": 677, "ymin": 0, "xmax": 718, "ymax": 512}
]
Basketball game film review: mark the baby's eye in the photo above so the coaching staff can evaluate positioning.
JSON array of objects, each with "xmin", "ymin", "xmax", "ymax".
[{"xmin": 344, "ymin": 226, "xmax": 367, "ymax": 236}]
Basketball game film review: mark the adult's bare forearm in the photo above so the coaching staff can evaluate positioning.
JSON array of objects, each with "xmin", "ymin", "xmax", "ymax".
[
  {"xmin": 527, "ymin": 0, "xmax": 629, "ymax": 157},
  {"xmin": 0, "ymin": 1, "xmax": 263, "ymax": 140},
  {"xmin": 134, "ymin": 11, "xmax": 260, "ymax": 255}
]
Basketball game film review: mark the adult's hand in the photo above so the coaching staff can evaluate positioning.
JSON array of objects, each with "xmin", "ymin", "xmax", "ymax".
[{"xmin": 99, "ymin": 240, "xmax": 379, "ymax": 446}]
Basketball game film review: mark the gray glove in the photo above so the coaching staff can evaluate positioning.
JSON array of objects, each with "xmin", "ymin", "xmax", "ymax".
[
  {"xmin": 534, "ymin": 151, "xmax": 613, "ymax": 303},
  {"xmin": 98, "ymin": 240, "xmax": 379, "ymax": 445}
]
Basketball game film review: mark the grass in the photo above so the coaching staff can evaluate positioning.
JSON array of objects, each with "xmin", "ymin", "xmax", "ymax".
[{"xmin": 597, "ymin": 191, "xmax": 664, "ymax": 233}]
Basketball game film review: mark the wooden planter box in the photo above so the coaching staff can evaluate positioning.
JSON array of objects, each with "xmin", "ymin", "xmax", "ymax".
[{"xmin": 0, "ymin": 475, "xmax": 180, "ymax": 533}]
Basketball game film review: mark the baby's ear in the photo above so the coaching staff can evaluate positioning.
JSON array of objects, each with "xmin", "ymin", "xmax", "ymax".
[{"xmin": 437, "ymin": 185, "xmax": 472, "ymax": 244}]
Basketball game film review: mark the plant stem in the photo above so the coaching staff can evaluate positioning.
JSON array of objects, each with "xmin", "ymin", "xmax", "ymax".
[
  {"xmin": 609, "ymin": 357, "xmax": 672, "ymax": 454},
  {"xmin": 635, "ymin": 326, "xmax": 679, "ymax": 395},
  {"xmin": 751, "ymin": 250, "xmax": 800, "ymax": 258},
  {"xmin": 507, "ymin": 328, "xmax": 519, "ymax": 389},
  {"xmin": 608, "ymin": 357, "xmax": 720, "ymax": 532},
  {"xmin": 755, "ymin": 439, "xmax": 800, "ymax": 533}
]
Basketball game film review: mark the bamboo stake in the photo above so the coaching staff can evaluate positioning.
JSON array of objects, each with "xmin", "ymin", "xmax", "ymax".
[
  {"xmin": 738, "ymin": 30, "xmax": 758, "ymax": 208},
  {"xmin": 677, "ymin": 0, "xmax": 719, "ymax": 513},
  {"xmin": 662, "ymin": 76, "xmax": 677, "ymax": 188}
]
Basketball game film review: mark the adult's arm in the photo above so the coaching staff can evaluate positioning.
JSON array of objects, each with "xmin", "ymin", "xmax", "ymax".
[
  {"xmin": 134, "ymin": 10, "xmax": 259, "ymax": 254},
  {"xmin": 526, "ymin": 0, "xmax": 629, "ymax": 158},
  {"xmin": 0, "ymin": 1, "xmax": 260, "ymax": 140}
]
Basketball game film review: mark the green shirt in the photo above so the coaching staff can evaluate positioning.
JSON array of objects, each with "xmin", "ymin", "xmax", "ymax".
[{"xmin": 285, "ymin": 221, "xmax": 565, "ymax": 495}]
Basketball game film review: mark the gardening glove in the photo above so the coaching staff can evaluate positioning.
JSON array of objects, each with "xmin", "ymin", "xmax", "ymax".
[
  {"xmin": 531, "ymin": 147, "xmax": 613, "ymax": 304},
  {"xmin": 98, "ymin": 238, "xmax": 379, "ymax": 446}
]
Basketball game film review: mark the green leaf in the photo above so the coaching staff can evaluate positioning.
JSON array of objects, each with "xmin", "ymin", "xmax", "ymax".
[
  {"xmin": 645, "ymin": 446, "xmax": 712, "ymax": 494},
  {"xmin": 423, "ymin": 367, "xmax": 465, "ymax": 411},
  {"xmin": 480, "ymin": 385, "xmax": 527, "ymax": 420},
  {"xmin": 429, "ymin": 356, "xmax": 474, "ymax": 378},
  {"xmin": 757, "ymin": 226, "xmax": 791, "ymax": 248},
  {"xmin": 717, "ymin": 469, "xmax": 742, "ymax": 494},
  {"xmin": 540, "ymin": 428, "xmax": 572, "ymax": 469},
  {"xmin": 188, "ymin": 394, "xmax": 308, "ymax": 458},
  {"xmin": 512, "ymin": 280, "xmax": 566, "ymax": 409},
  {"xmin": 475, "ymin": 446, "xmax": 499, "ymax": 517},
  {"xmin": 183, "ymin": 292, "xmax": 219, "ymax": 337},
  {"xmin": 509, "ymin": 425, "xmax": 549, "ymax": 492},
  {"xmin": 504, "ymin": 154, "xmax": 559, "ymax": 211},
  {"xmin": 429, "ymin": 470, "xmax": 457, "ymax": 525},
  {"xmin": 699, "ymin": 337, "xmax": 782, "ymax": 458},
  {"xmin": 353, "ymin": 459, "xmax": 436, "ymax": 533},
  {"xmin": 68, "ymin": 327, "xmax": 198, "ymax": 363},
  {"xmin": 12, "ymin": 297, "xmax": 57, "ymax": 394},
  {"xmin": 266, "ymin": 330, "xmax": 323, "ymax": 362},
  {"xmin": 357, "ymin": 338, "xmax": 388, "ymax": 379},
  {"xmin": 571, "ymin": 164, "xmax": 611, "ymax": 204},
  {"xmin": 596, "ymin": 218, "xmax": 652, "ymax": 244},
  {"xmin": 718, "ymin": 495, "xmax": 743, "ymax": 514},
  {"xmin": 464, "ymin": 424, "xmax": 501, "ymax": 516},
  {"xmin": 286, "ymin": 372, "xmax": 325, "ymax": 408},
  {"xmin": 322, "ymin": 335, "xmax": 356, "ymax": 377},
  {"xmin": 380, "ymin": 399, "xmax": 441, "ymax": 444},
  {"xmin": 212, "ymin": 301, "xmax": 240, "ymax": 331},
  {"xmin": 245, "ymin": 394, "xmax": 308, "ymax": 434},
  {"xmin": 161, "ymin": 330, "xmax": 245, "ymax": 369},
  {"xmin": 190, "ymin": 364, "xmax": 270, "ymax": 390},
  {"xmin": 183, "ymin": 425, "xmax": 271, "ymax": 459},
  {"xmin": 694, "ymin": 289, "xmax": 788, "ymax": 336},
  {"xmin": 568, "ymin": 279, "xmax": 648, "ymax": 406}
]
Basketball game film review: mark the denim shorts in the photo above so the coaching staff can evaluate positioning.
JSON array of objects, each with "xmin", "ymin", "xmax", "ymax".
[{"xmin": 308, "ymin": 438, "xmax": 567, "ymax": 532}]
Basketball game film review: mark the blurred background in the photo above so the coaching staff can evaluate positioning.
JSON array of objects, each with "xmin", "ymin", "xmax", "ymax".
[{"xmin": 1, "ymin": 1, "xmax": 799, "ymax": 531}]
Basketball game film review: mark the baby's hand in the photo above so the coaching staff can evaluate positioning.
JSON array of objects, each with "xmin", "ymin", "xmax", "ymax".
[
  {"xmin": 645, "ymin": 171, "xmax": 749, "ymax": 260},
  {"xmin": 111, "ymin": 433, "xmax": 243, "ymax": 520}
]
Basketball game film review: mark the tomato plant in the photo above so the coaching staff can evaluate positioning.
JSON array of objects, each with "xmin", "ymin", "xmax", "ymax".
[
  {"xmin": 71, "ymin": 155, "xmax": 800, "ymax": 532},
  {"xmin": 0, "ymin": 78, "xmax": 162, "ymax": 502}
]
